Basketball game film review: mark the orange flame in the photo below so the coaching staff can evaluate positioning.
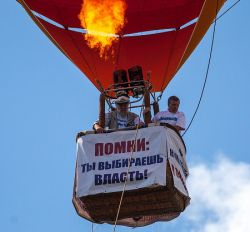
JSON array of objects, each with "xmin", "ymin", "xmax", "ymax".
[{"xmin": 79, "ymin": 0, "xmax": 127, "ymax": 59}]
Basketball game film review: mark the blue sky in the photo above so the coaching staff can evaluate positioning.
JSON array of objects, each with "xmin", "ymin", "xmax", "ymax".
[{"xmin": 1, "ymin": 1, "xmax": 250, "ymax": 232}]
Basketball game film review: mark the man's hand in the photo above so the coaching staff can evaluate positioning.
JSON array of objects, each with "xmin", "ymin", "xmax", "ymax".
[
  {"xmin": 76, "ymin": 131, "xmax": 86, "ymax": 142},
  {"xmin": 174, "ymin": 125, "xmax": 185, "ymax": 133},
  {"xmin": 94, "ymin": 124, "xmax": 104, "ymax": 133}
]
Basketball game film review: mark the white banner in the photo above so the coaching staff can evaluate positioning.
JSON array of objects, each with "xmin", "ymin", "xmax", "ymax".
[
  {"xmin": 76, "ymin": 127, "xmax": 167, "ymax": 197},
  {"xmin": 166, "ymin": 128, "xmax": 189, "ymax": 196}
]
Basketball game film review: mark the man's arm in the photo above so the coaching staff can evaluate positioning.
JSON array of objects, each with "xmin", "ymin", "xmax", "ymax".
[
  {"xmin": 176, "ymin": 112, "xmax": 186, "ymax": 132},
  {"xmin": 134, "ymin": 116, "xmax": 144, "ymax": 126},
  {"xmin": 93, "ymin": 113, "xmax": 111, "ymax": 133},
  {"xmin": 93, "ymin": 123, "xmax": 104, "ymax": 133},
  {"xmin": 173, "ymin": 125, "xmax": 185, "ymax": 132}
]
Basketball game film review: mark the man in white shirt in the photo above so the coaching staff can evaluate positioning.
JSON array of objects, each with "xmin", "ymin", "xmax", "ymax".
[
  {"xmin": 152, "ymin": 96, "xmax": 185, "ymax": 133},
  {"xmin": 94, "ymin": 95, "xmax": 143, "ymax": 133}
]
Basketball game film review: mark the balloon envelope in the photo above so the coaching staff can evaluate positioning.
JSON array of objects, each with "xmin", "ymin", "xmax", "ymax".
[{"xmin": 19, "ymin": 0, "xmax": 226, "ymax": 92}]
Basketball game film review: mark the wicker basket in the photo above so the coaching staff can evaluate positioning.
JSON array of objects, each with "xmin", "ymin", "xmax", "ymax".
[{"xmin": 73, "ymin": 161, "xmax": 190, "ymax": 223}]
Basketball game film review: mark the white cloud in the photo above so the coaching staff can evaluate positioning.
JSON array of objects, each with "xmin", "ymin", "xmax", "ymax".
[{"xmin": 185, "ymin": 154, "xmax": 250, "ymax": 232}]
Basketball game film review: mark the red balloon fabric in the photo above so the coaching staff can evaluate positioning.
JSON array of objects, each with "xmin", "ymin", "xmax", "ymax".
[{"xmin": 19, "ymin": 0, "xmax": 224, "ymax": 92}]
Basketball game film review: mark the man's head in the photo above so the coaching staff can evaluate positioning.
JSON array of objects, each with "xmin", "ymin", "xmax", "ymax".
[
  {"xmin": 115, "ymin": 95, "xmax": 130, "ymax": 115},
  {"xmin": 168, "ymin": 96, "xmax": 180, "ymax": 113}
]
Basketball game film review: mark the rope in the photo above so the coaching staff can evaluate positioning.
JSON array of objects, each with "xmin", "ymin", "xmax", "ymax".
[
  {"xmin": 157, "ymin": 91, "xmax": 163, "ymax": 102},
  {"xmin": 113, "ymin": 106, "xmax": 144, "ymax": 232},
  {"xmin": 157, "ymin": 0, "xmax": 241, "ymax": 127},
  {"xmin": 182, "ymin": 0, "xmax": 219, "ymax": 137},
  {"xmin": 183, "ymin": 0, "xmax": 241, "ymax": 137},
  {"xmin": 216, "ymin": 0, "xmax": 241, "ymax": 21},
  {"xmin": 90, "ymin": 222, "xmax": 100, "ymax": 232}
]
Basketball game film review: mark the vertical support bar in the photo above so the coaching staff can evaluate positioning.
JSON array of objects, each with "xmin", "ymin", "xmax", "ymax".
[
  {"xmin": 143, "ymin": 90, "xmax": 151, "ymax": 125},
  {"xmin": 99, "ymin": 93, "xmax": 105, "ymax": 128},
  {"xmin": 153, "ymin": 102, "xmax": 160, "ymax": 116}
]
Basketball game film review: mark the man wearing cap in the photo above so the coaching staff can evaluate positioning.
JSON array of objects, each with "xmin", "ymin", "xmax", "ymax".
[
  {"xmin": 93, "ymin": 95, "xmax": 143, "ymax": 133},
  {"xmin": 152, "ymin": 96, "xmax": 186, "ymax": 133}
]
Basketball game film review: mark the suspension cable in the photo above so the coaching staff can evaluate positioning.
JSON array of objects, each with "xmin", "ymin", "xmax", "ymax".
[
  {"xmin": 113, "ymin": 106, "xmax": 144, "ymax": 232},
  {"xmin": 182, "ymin": 0, "xmax": 219, "ymax": 137},
  {"xmin": 183, "ymin": 0, "xmax": 241, "ymax": 137},
  {"xmin": 216, "ymin": 0, "xmax": 241, "ymax": 21},
  {"xmin": 153, "ymin": 0, "xmax": 241, "ymax": 111}
]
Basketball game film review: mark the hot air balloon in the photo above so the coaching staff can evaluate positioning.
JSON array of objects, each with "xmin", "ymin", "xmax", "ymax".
[{"xmin": 18, "ymin": 0, "xmax": 226, "ymax": 227}]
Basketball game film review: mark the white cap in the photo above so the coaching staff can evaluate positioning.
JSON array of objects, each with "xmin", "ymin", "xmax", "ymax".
[{"xmin": 115, "ymin": 95, "xmax": 130, "ymax": 104}]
